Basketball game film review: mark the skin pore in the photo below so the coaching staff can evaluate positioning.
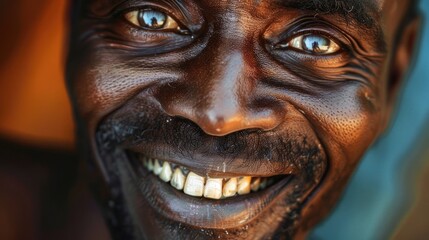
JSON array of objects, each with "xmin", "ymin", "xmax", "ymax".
[{"xmin": 66, "ymin": 0, "xmax": 419, "ymax": 239}]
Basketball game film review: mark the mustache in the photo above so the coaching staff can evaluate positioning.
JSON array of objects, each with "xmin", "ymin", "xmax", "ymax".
[{"xmin": 95, "ymin": 102, "xmax": 325, "ymax": 176}]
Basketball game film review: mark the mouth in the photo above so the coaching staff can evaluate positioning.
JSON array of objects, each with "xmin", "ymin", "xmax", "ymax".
[
  {"xmin": 140, "ymin": 155, "xmax": 286, "ymax": 199},
  {"xmin": 124, "ymin": 151, "xmax": 300, "ymax": 229}
]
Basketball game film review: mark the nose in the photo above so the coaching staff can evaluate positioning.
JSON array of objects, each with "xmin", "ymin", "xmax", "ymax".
[{"xmin": 156, "ymin": 49, "xmax": 284, "ymax": 136}]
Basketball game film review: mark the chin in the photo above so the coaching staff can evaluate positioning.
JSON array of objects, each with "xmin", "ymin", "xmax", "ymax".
[{"xmin": 84, "ymin": 97, "xmax": 328, "ymax": 240}]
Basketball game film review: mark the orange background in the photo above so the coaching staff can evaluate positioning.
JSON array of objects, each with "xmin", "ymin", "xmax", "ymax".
[{"xmin": 0, "ymin": 0, "xmax": 74, "ymax": 149}]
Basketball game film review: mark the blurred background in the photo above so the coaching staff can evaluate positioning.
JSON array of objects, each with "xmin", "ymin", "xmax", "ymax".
[{"xmin": 0, "ymin": 0, "xmax": 428, "ymax": 239}]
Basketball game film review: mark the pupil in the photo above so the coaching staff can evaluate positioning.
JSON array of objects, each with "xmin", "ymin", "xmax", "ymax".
[
  {"xmin": 302, "ymin": 35, "xmax": 330, "ymax": 53},
  {"xmin": 138, "ymin": 9, "xmax": 167, "ymax": 29}
]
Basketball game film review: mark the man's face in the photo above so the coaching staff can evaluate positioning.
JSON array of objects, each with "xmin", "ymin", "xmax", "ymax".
[{"xmin": 67, "ymin": 0, "xmax": 417, "ymax": 238}]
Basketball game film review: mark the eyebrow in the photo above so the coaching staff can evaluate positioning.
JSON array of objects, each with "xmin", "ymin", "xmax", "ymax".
[{"xmin": 279, "ymin": 0, "xmax": 379, "ymax": 28}]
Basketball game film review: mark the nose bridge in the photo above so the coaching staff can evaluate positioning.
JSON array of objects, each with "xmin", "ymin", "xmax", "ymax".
[
  {"xmin": 196, "ymin": 49, "xmax": 249, "ymax": 135},
  {"xmin": 201, "ymin": 9, "xmax": 254, "ymax": 134}
]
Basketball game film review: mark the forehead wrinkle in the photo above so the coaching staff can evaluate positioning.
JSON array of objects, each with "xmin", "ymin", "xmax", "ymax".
[{"xmin": 276, "ymin": 0, "xmax": 380, "ymax": 28}]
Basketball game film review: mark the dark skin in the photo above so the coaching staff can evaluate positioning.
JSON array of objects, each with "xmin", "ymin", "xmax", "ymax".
[{"xmin": 67, "ymin": 0, "xmax": 420, "ymax": 239}]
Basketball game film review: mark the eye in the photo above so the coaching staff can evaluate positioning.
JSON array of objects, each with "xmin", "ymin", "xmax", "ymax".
[
  {"xmin": 283, "ymin": 34, "xmax": 341, "ymax": 55},
  {"xmin": 124, "ymin": 9, "xmax": 181, "ymax": 31}
]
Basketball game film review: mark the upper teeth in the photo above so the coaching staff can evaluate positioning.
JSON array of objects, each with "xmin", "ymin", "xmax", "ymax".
[{"xmin": 141, "ymin": 157, "xmax": 270, "ymax": 199}]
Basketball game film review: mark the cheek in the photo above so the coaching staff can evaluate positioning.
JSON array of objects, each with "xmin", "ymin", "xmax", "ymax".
[
  {"xmin": 298, "ymin": 83, "xmax": 386, "ymax": 230},
  {"xmin": 68, "ymin": 53, "xmax": 180, "ymax": 121},
  {"xmin": 305, "ymin": 84, "xmax": 384, "ymax": 159}
]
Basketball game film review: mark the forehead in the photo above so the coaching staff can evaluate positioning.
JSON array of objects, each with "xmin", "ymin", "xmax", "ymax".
[{"xmin": 84, "ymin": 0, "xmax": 403, "ymax": 27}]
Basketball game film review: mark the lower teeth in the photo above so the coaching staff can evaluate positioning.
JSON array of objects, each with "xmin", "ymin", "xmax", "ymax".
[{"xmin": 141, "ymin": 156, "xmax": 276, "ymax": 199}]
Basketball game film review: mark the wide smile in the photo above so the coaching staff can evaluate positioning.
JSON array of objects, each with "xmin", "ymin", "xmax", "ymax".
[
  {"xmin": 93, "ymin": 101, "xmax": 327, "ymax": 233},
  {"xmin": 124, "ymin": 151, "xmax": 303, "ymax": 229},
  {"xmin": 141, "ymin": 155, "xmax": 286, "ymax": 199}
]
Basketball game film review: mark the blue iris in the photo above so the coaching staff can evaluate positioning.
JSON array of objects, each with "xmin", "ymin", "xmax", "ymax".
[
  {"xmin": 138, "ymin": 9, "xmax": 167, "ymax": 29},
  {"xmin": 302, "ymin": 35, "xmax": 330, "ymax": 53}
]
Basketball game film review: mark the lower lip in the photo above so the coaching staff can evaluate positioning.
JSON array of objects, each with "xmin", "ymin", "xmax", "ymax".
[{"xmin": 129, "ymin": 158, "xmax": 294, "ymax": 229}]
